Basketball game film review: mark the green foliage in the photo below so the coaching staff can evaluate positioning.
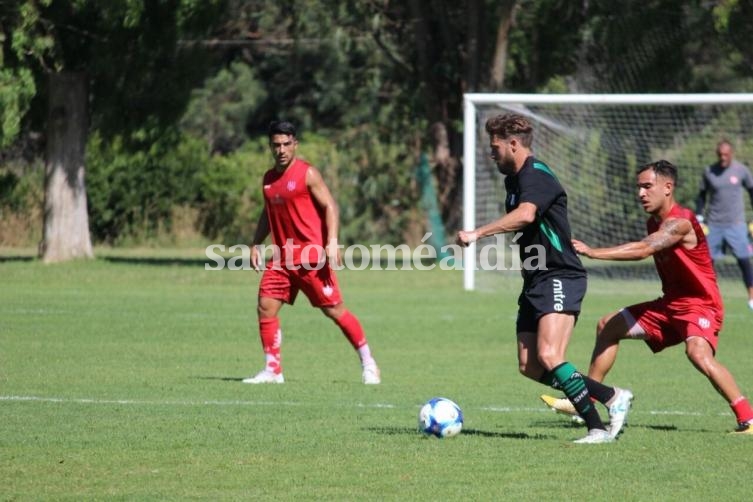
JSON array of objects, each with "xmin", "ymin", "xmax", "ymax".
[
  {"xmin": 85, "ymin": 129, "xmax": 209, "ymax": 244},
  {"xmin": 194, "ymin": 138, "xmax": 269, "ymax": 243},
  {"xmin": 0, "ymin": 157, "xmax": 44, "ymax": 246},
  {"xmin": 712, "ymin": 0, "xmax": 740, "ymax": 31},
  {"xmin": 331, "ymin": 129, "xmax": 419, "ymax": 245},
  {"xmin": 83, "ymin": 124, "xmax": 420, "ymax": 246},
  {"xmin": 0, "ymin": 68, "xmax": 36, "ymax": 148},
  {"xmin": 0, "ymin": 156, "xmax": 43, "ymax": 214},
  {"xmin": 7, "ymin": 0, "xmax": 753, "ymax": 249},
  {"xmin": 180, "ymin": 62, "xmax": 267, "ymax": 153}
]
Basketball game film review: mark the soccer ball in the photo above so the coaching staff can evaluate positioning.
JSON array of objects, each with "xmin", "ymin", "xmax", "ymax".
[{"xmin": 418, "ymin": 397, "xmax": 463, "ymax": 438}]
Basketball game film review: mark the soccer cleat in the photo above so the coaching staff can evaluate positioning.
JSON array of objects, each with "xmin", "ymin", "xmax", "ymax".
[
  {"xmin": 540, "ymin": 394, "xmax": 577, "ymax": 415},
  {"xmin": 573, "ymin": 428, "xmax": 614, "ymax": 444},
  {"xmin": 362, "ymin": 363, "xmax": 381, "ymax": 385},
  {"xmin": 607, "ymin": 388, "xmax": 634, "ymax": 438},
  {"xmin": 242, "ymin": 370, "xmax": 285, "ymax": 384},
  {"xmin": 540, "ymin": 394, "xmax": 585, "ymax": 424},
  {"xmin": 748, "ymin": 299, "xmax": 753, "ymax": 311},
  {"xmin": 731, "ymin": 420, "xmax": 753, "ymax": 435}
]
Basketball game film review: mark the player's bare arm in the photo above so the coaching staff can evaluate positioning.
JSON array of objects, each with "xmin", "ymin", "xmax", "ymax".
[
  {"xmin": 251, "ymin": 208, "xmax": 271, "ymax": 271},
  {"xmin": 306, "ymin": 166, "xmax": 342, "ymax": 266},
  {"xmin": 457, "ymin": 202, "xmax": 537, "ymax": 246},
  {"xmin": 573, "ymin": 217, "xmax": 692, "ymax": 261}
]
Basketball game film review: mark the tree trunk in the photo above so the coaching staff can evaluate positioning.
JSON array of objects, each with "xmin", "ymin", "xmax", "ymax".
[
  {"xmin": 430, "ymin": 121, "xmax": 460, "ymax": 232},
  {"xmin": 40, "ymin": 72, "xmax": 94, "ymax": 263},
  {"xmin": 488, "ymin": 1, "xmax": 518, "ymax": 90}
]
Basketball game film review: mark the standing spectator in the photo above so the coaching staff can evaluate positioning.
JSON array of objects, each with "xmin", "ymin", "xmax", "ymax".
[{"xmin": 696, "ymin": 140, "xmax": 753, "ymax": 310}]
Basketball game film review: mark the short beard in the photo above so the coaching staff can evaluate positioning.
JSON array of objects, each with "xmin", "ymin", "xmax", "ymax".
[{"xmin": 496, "ymin": 159, "xmax": 516, "ymax": 176}]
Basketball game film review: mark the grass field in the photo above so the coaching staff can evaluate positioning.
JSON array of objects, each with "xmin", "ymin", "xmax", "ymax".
[{"xmin": 2, "ymin": 250, "xmax": 752, "ymax": 500}]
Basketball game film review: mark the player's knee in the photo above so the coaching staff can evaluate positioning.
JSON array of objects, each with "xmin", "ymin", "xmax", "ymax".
[
  {"xmin": 596, "ymin": 314, "xmax": 611, "ymax": 335},
  {"xmin": 685, "ymin": 341, "xmax": 714, "ymax": 374},
  {"xmin": 257, "ymin": 301, "xmax": 277, "ymax": 318},
  {"xmin": 596, "ymin": 312, "xmax": 624, "ymax": 341},
  {"xmin": 321, "ymin": 303, "xmax": 346, "ymax": 320},
  {"xmin": 535, "ymin": 348, "xmax": 560, "ymax": 370},
  {"xmin": 517, "ymin": 361, "xmax": 538, "ymax": 380}
]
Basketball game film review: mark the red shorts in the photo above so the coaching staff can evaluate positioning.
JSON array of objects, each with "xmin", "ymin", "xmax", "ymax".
[
  {"xmin": 622, "ymin": 298, "xmax": 722, "ymax": 353},
  {"xmin": 259, "ymin": 263, "xmax": 343, "ymax": 307}
]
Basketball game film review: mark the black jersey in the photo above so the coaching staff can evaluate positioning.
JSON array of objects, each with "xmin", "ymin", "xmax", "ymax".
[{"xmin": 504, "ymin": 156, "xmax": 586, "ymax": 286}]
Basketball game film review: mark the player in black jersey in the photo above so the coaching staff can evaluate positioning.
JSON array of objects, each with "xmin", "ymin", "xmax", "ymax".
[{"xmin": 457, "ymin": 113, "xmax": 632, "ymax": 443}]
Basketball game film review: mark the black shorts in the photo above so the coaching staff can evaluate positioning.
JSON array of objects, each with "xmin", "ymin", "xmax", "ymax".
[{"xmin": 516, "ymin": 275, "xmax": 587, "ymax": 333}]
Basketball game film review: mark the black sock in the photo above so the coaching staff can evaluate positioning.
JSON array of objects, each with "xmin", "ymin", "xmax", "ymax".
[
  {"xmin": 583, "ymin": 376, "xmax": 616, "ymax": 405},
  {"xmin": 539, "ymin": 370, "xmax": 560, "ymax": 389},
  {"xmin": 552, "ymin": 362, "xmax": 606, "ymax": 431}
]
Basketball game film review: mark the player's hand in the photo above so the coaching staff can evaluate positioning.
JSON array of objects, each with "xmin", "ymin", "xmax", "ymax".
[
  {"xmin": 326, "ymin": 239, "xmax": 343, "ymax": 269},
  {"xmin": 251, "ymin": 245, "xmax": 263, "ymax": 272},
  {"xmin": 571, "ymin": 239, "xmax": 591, "ymax": 257},
  {"xmin": 456, "ymin": 230, "xmax": 477, "ymax": 247}
]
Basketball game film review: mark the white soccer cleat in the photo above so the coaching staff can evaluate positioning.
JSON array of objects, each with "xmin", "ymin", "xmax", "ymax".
[
  {"xmin": 362, "ymin": 363, "xmax": 381, "ymax": 385},
  {"xmin": 607, "ymin": 388, "xmax": 634, "ymax": 438},
  {"xmin": 573, "ymin": 428, "xmax": 614, "ymax": 444},
  {"xmin": 242, "ymin": 370, "xmax": 285, "ymax": 384}
]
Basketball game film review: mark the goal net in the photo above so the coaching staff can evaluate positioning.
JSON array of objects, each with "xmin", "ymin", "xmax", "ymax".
[{"xmin": 462, "ymin": 93, "xmax": 753, "ymax": 291}]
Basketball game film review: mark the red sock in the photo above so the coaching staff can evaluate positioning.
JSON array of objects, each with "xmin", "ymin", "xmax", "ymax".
[
  {"xmin": 259, "ymin": 317, "xmax": 282, "ymax": 374},
  {"xmin": 334, "ymin": 311, "xmax": 367, "ymax": 350},
  {"xmin": 730, "ymin": 396, "xmax": 753, "ymax": 424}
]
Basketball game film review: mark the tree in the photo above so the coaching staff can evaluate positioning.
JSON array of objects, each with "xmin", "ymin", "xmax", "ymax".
[
  {"xmin": 40, "ymin": 72, "xmax": 92, "ymax": 261},
  {"xmin": 1, "ymin": 0, "xmax": 224, "ymax": 261}
]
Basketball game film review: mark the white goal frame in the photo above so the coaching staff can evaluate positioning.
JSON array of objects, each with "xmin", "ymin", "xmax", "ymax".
[{"xmin": 462, "ymin": 93, "xmax": 753, "ymax": 291}]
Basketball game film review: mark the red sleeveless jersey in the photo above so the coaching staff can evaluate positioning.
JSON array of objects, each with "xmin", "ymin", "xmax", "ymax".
[
  {"xmin": 262, "ymin": 158, "xmax": 327, "ymax": 265},
  {"xmin": 647, "ymin": 204, "xmax": 722, "ymax": 311}
]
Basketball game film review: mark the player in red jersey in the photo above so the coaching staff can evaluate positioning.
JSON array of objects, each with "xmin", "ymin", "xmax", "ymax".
[
  {"xmin": 242, "ymin": 121, "xmax": 380, "ymax": 385},
  {"xmin": 542, "ymin": 160, "xmax": 753, "ymax": 433}
]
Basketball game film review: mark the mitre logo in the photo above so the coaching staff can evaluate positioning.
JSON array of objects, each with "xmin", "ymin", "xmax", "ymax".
[{"xmin": 552, "ymin": 278, "xmax": 565, "ymax": 312}]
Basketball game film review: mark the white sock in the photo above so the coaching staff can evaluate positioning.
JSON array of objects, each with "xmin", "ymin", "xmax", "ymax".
[{"xmin": 358, "ymin": 344, "xmax": 375, "ymax": 366}]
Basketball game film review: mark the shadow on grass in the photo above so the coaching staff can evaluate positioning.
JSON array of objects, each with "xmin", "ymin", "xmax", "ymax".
[
  {"xmin": 629, "ymin": 423, "xmax": 719, "ymax": 433},
  {"xmin": 192, "ymin": 376, "xmax": 247, "ymax": 382},
  {"xmin": 101, "ymin": 256, "xmax": 212, "ymax": 267},
  {"xmin": 0, "ymin": 255, "xmax": 35, "ymax": 263},
  {"xmin": 367, "ymin": 426, "xmax": 554, "ymax": 440},
  {"xmin": 463, "ymin": 428, "xmax": 555, "ymax": 439},
  {"xmin": 533, "ymin": 419, "xmax": 716, "ymax": 434},
  {"xmin": 530, "ymin": 419, "xmax": 583, "ymax": 429},
  {"xmin": 638, "ymin": 424, "xmax": 679, "ymax": 432}
]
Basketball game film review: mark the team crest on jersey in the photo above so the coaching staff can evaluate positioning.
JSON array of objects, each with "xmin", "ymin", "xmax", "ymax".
[
  {"xmin": 287, "ymin": 181, "xmax": 297, "ymax": 191},
  {"xmin": 698, "ymin": 317, "xmax": 711, "ymax": 330},
  {"xmin": 730, "ymin": 175, "xmax": 739, "ymax": 185}
]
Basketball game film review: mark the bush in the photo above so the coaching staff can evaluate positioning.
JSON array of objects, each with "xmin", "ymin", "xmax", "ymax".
[
  {"xmin": 0, "ymin": 159, "xmax": 44, "ymax": 247},
  {"xmin": 86, "ymin": 129, "xmax": 209, "ymax": 244},
  {"xmin": 4, "ymin": 124, "xmax": 423, "ymax": 248}
]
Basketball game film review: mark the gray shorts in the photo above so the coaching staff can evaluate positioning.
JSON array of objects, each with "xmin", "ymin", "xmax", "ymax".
[{"xmin": 707, "ymin": 223, "xmax": 752, "ymax": 259}]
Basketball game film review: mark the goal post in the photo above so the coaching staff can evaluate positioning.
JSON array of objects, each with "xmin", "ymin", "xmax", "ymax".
[{"xmin": 462, "ymin": 93, "xmax": 753, "ymax": 291}]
